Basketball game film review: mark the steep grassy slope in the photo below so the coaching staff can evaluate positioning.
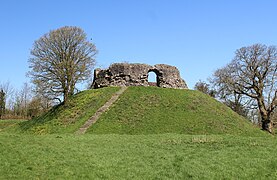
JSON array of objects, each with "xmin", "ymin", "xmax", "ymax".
[
  {"xmin": 88, "ymin": 86, "xmax": 263, "ymax": 136},
  {"xmin": 8, "ymin": 87, "xmax": 120, "ymax": 134}
]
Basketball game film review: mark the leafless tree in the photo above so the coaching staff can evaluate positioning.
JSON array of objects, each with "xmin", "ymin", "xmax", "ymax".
[
  {"xmin": 19, "ymin": 82, "xmax": 32, "ymax": 117},
  {"xmin": 194, "ymin": 80, "xmax": 210, "ymax": 94},
  {"xmin": 0, "ymin": 89, "xmax": 5, "ymax": 119},
  {"xmin": 0, "ymin": 81, "xmax": 15, "ymax": 118},
  {"xmin": 0, "ymin": 81, "xmax": 14, "ymax": 106},
  {"xmin": 28, "ymin": 26, "xmax": 97, "ymax": 103},
  {"xmin": 27, "ymin": 95, "xmax": 51, "ymax": 118},
  {"xmin": 194, "ymin": 80, "xmax": 216, "ymax": 97},
  {"xmin": 212, "ymin": 44, "xmax": 277, "ymax": 133},
  {"xmin": 211, "ymin": 70, "xmax": 255, "ymax": 119}
]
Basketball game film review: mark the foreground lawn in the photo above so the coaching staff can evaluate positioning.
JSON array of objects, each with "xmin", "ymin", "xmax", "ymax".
[{"xmin": 0, "ymin": 133, "xmax": 276, "ymax": 179}]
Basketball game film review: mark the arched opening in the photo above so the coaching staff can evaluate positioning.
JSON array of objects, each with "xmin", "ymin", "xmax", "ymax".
[{"xmin": 148, "ymin": 70, "xmax": 160, "ymax": 87}]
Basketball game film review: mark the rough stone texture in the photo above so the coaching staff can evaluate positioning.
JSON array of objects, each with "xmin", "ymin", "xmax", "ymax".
[{"xmin": 91, "ymin": 63, "xmax": 187, "ymax": 89}]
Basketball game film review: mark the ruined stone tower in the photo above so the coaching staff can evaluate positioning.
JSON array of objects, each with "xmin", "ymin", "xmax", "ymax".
[{"xmin": 91, "ymin": 63, "xmax": 187, "ymax": 89}]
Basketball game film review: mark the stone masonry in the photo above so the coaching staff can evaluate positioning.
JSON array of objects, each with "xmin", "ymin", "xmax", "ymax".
[{"xmin": 91, "ymin": 63, "xmax": 188, "ymax": 89}]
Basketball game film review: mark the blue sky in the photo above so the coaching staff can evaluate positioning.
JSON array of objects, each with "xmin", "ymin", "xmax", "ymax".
[{"xmin": 1, "ymin": 0, "xmax": 277, "ymax": 90}]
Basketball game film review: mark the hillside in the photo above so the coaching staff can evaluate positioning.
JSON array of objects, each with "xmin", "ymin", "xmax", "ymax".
[
  {"xmin": 87, "ymin": 87, "xmax": 262, "ymax": 136},
  {"xmin": 6, "ymin": 86, "xmax": 264, "ymax": 136},
  {"xmin": 9, "ymin": 87, "xmax": 120, "ymax": 134}
]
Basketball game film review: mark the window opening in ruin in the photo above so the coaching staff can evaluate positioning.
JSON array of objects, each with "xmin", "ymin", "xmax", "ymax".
[{"xmin": 148, "ymin": 71, "xmax": 158, "ymax": 87}]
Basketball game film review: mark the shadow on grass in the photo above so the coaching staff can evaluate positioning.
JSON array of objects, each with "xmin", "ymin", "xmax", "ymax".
[{"xmin": 18, "ymin": 103, "xmax": 63, "ymax": 131}]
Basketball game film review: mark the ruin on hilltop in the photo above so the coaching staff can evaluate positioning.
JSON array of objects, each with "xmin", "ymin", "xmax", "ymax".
[{"xmin": 91, "ymin": 63, "xmax": 187, "ymax": 89}]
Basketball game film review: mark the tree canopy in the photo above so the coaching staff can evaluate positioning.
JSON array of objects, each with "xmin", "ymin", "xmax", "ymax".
[{"xmin": 28, "ymin": 26, "xmax": 97, "ymax": 103}]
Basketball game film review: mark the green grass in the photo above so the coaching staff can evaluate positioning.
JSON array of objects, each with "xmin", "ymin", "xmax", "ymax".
[
  {"xmin": 0, "ymin": 86, "xmax": 273, "ymax": 179},
  {"xmin": 6, "ymin": 87, "xmax": 120, "ymax": 134},
  {"xmin": 88, "ymin": 86, "xmax": 263, "ymax": 136},
  {"xmin": 0, "ymin": 119, "xmax": 27, "ymax": 131},
  {"xmin": 0, "ymin": 133, "xmax": 276, "ymax": 179},
  {"xmin": 6, "ymin": 86, "xmax": 263, "ymax": 136}
]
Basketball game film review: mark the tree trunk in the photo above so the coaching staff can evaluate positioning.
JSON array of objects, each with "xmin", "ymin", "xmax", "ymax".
[
  {"xmin": 261, "ymin": 116, "xmax": 273, "ymax": 134},
  {"xmin": 63, "ymin": 90, "xmax": 69, "ymax": 104},
  {"xmin": 257, "ymin": 96, "xmax": 274, "ymax": 134}
]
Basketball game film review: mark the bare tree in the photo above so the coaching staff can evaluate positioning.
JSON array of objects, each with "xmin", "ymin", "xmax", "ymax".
[
  {"xmin": 27, "ymin": 96, "xmax": 51, "ymax": 118},
  {"xmin": 212, "ymin": 44, "xmax": 277, "ymax": 133},
  {"xmin": 0, "ymin": 81, "xmax": 14, "ymax": 118},
  {"xmin": 0, "ymin": 89, "xmax": 5, "ymax": 119},
  {"xmin": 194, "ymin": 80, "xmax": 210, "ymax": 94},
  {"xmin": 222, "ymin": 93, "xmax": 251, "ymax": 118},
  {"xmin": 28, "ymin": 26, "xmax": 97, "ymax": 103},
  {"xmin": 0, "ymin": 81, "xmax": 14, "ymax": 108},
  {"xmin": 211, "ymin": 70, "xmax": 255, "ymax": 119},
  {"xmin": 194, "ymin": 80, "xmax": 216, "ymax": 97},
  {"xmin": 19, "ymin": 82, "xmax": 32, "ymax": 118}
]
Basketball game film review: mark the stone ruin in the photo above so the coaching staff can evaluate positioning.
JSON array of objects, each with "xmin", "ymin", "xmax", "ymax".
[{"xmin": 91, "ymin": 63, "xmax": 188, "ymax": 89}]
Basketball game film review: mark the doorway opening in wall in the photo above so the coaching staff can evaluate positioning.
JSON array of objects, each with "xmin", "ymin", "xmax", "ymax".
[{"xmin": 148, "ymin": 70, "xmax": 159, "ymax": 87}]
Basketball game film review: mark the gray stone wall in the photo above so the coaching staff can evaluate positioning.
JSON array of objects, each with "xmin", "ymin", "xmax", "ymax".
[{"xmin": 91, "ymin": 63, "xmax": 187, "ymax": 89}]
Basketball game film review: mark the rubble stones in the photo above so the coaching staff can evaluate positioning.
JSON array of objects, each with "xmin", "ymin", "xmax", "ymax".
[{"xmin": 91, "ymin": 63, "xmax": 188, "ymax": 89}]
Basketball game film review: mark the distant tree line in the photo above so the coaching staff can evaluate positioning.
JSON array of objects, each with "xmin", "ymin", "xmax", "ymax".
[
  {"xmin": 0, "ymin": 81, "xmax": 52, "ymax": 119},
  {"xmin": 195, "ymin": 44, "xmax": 276, "ymax": 134}
]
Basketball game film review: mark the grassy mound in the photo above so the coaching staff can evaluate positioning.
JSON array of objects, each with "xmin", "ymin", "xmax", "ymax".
[
  {"xmin": 87, "ymin": 86, "xmax": 263, "ymax": 136},
  {"xmin": 5, "ymin": 86, "xmax": 264, "ymax": 136},
  {"xmin": 8, "ymin": 87, "xmax": 120, "ymax": 134}
]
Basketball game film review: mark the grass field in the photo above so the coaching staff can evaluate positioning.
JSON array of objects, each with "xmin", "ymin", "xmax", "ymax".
[{"xmin": 0, "ymin": 133, "xmax": 276, "ymax": 179}]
